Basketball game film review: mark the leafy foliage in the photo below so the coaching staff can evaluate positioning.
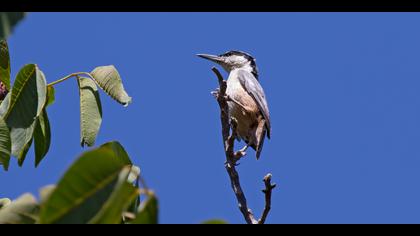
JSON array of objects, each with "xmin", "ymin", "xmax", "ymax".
[
  {"xmin": 0, "ymin": 15, "xmax": 227, "ymax": 224},
  {"xmin": 39, "ymin": 141, "xmax": 133, "ymax": 224},
  {"xmin": 0, "ymin": 27, "xmax": 155, "ymax": 222},
  {"xmin": 0, "ymin": 141, "xmax": 157, "ymax": 224},
  {"xmin": 0, "ymin": 39, "xmax": 132, "ymax": 169},
  {"xmin": 6, "ymin": 64, "xmax": 46, "ymax": 158},
  {"xmin": 77, "ymin": 77, "xmax": 102, "ymax": 147}
]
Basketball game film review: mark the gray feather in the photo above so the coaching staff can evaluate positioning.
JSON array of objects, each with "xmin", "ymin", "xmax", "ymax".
[{"xmin": 237, "ymin": 70, "xmax": 271, "ymax": 139}]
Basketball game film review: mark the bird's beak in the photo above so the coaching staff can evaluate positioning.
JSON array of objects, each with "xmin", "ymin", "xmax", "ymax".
[{"xmin": 197, "ymin": 54, "xmax": 224, "ymax": 63}]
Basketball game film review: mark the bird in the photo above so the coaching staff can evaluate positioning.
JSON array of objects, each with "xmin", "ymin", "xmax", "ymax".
[{"xmin": 198, "ymin": 50, "xmax": 271, "ymax": 159}]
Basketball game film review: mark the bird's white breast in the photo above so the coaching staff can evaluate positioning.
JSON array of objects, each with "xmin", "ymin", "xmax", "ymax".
[{"xmin": 226, "ymin": 70, "xmax": 243, "ymax": 98}]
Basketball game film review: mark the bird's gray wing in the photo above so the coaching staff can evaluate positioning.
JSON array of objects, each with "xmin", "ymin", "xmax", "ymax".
[{"xmin": 237, "ymin": 70, "xmax": 271, "ymax": 139}]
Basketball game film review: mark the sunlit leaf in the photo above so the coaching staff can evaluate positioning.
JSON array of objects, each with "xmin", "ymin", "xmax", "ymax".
[
  {"xmin": 91, "ymin": 65, "xmax": 132, "ymax": 106},
  {"xmin": 77, "ymin": 77, "xmax": 102, "ymax": 147},
  {"xmin": 5, "ymin": 64, "xmax": 46, "ymax": 157},
  {"xmin": 39, "ymin": 141, "xmax": 133, "ymax": 224}
]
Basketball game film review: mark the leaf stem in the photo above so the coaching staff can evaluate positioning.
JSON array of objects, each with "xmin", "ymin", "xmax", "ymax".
[{"xmin": 47, "ymin": 72, "xmax": 91, "ymax": 87}]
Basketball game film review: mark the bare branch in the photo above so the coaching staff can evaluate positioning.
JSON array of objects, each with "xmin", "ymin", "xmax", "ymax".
[
  {"xmin": 258, "ymin": 173, "xmax": 276, "ymax": 224},
  {"xmin": 210, "ymin": 67, "xmax": 275, "ymax": 224}
]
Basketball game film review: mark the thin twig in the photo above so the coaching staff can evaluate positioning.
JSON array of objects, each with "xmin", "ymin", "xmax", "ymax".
[
  {"xmin": 258, "ymin": 173, "xmax": 276, "ymax": 224},
  {"xmin": 210, "ymin": 66, "xmax": 276, "ymax": 224},
  {"xmin": 47, "ymin": 72, "xmax": 91, "ymax": 87}
]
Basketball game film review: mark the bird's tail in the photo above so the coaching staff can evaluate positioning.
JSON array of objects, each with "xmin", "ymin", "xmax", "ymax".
[{"xmin": 255, "ymin": 119, "xmax": 267, "ymax": 160}]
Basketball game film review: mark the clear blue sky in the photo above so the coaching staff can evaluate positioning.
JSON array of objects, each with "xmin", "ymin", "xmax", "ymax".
[{"xmin": 2, "ymin": 12, "xmax": 420, "ymax": 224}]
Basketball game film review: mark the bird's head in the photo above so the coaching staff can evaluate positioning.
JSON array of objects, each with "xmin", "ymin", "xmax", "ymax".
[{"xmin": 197, "ymin": 50, "xmax": 259, "ymax": 79}]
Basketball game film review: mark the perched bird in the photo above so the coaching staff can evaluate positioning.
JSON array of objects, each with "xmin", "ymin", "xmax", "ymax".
[{"xmin": 198, "ymin": 50, "xmax": 271, "ymax": 159}]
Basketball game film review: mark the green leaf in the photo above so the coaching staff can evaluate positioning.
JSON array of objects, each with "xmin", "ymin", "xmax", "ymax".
[
  {"xmin": 101, "ymin": 141, "xmax": 132, "ymax": 165},
  {"xmin": 0, "ymin": 116, "xmax": 11, "ymax": 171},
  {"xmin": 6, "ymin": 64, "xmax": 47, "ymax": 124},
  {"xmin": 17, "ymin": 135, "xmax": 32, "ymax": 167},
  {"xmin": 39, "ymin": 141, "xmax": 133, "ymax": 224},
  {"xmin": 0, "ymin": 40, "xmax": 10, "ymax": 90},
  {"xmin": 77, "ymin": 77, "xmax": 102, "ymax": 147},
  {"xmin": 90, "ymin": 65, "xmax": 132, "ymax": 106},
  {"xmin": 0, "ymin": 198, "xmax": 11, "ymax": 209},
  {"xmin": 9, "ymin": 121, "xmax": 35, "ymax": 167},
  {"xmin": 0, "ymin": 12, "xmax": 25, "ymax": 40},
  {"xmin": 130, "ymin": 194, "xmax": 159, "ymax": 224},
  {"xmin": 5, "ymin": 64, "xmax": 46, "ymax": 157},
  {"xmin": 34, "ymin": 109, "xmax": 51, "ymax": 167},
  {"xmin": 0, "ymin": 193, "xmax": 39, "ymax": 224},
  {"xmin": 201, "ymin": 219, "xmax": 228, "ymax": 224},
  {"xmin": 46, "ymin": 86, "xmax": 55, "ymax": 107},
  {"xmin": 89, "ymin": 167, "xmax": 140, "ymax": 224}
]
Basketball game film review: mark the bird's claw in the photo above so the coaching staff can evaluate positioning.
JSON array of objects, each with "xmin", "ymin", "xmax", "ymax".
[
  {"xmin": 234, "ymin": 150, "xmax": 247, "ymax": 159},
  {"xmin": 234, "ymin": 145, "xmax": 248, "ymax": 159}
]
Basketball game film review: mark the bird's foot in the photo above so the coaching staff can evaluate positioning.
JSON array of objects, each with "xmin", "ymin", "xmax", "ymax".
[
  {"xmin": 234, "ymin": 145, "xmax": 249, "ymax": 159},
  {"xmin": 234, "ymin": 151, "xmax": 246, "ymax": 159}
]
